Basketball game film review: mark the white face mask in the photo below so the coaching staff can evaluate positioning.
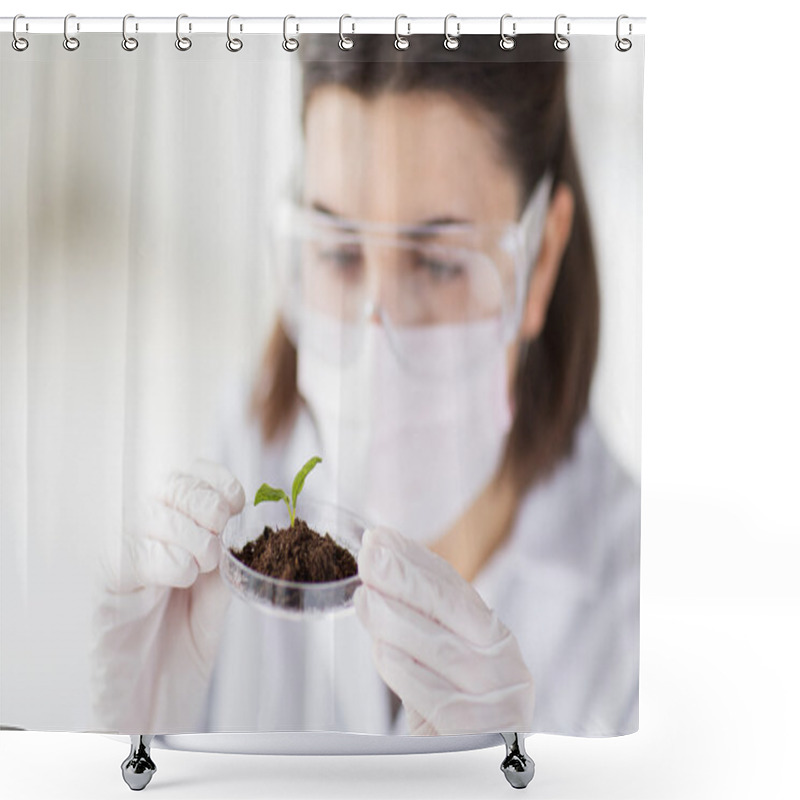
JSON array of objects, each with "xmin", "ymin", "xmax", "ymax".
[{"xmin": 295, "ymin": 306, "xmax": 513, "ymax": 544}]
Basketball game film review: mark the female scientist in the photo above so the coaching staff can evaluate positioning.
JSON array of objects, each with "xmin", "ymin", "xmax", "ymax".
[{"xmin": 91, "ymin": 34, "xmax": 640, "ymax": 740}]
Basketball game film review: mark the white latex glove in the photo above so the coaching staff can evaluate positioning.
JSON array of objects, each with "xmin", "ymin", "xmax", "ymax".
[
  {"xmin": 354, "ymin": 526, "xmax": 536, "ymax": 736},
  {"xmin": 90, "ymin": 458, "xmax": 245, "ymax": 734}
]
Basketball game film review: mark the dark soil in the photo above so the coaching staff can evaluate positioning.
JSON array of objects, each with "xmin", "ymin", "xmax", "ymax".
[{"xmin": 231, "ymin": 517, "xmax": 358, "ymax": 583}]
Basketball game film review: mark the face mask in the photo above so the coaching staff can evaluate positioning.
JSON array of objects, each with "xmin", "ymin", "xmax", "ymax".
[{"xmin": 295, "ymin": 306, "xmax": 513, "ymax": 544}]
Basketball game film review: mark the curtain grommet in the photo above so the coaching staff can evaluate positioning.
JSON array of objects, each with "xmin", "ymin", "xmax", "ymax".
[
  {"xmin": 175, "ymin": 14, "xmax": 192, "ymax": 51},
  {"xmin": 11, "ymin": 14, "xmax": 29, "ymax": 51},
  {"xmin": 283, "ymin": 15, "xmax": 299, "ymax": 52},
  {"xmin": 394, "ymin": 15, "xmax": 410, "ymax": 50},
  {"xmin": 121, "ymin": 14, "xmax": 139, "ymax": 51},
  {"xmin": 500, "ymin": 14, "xmax": 516, "ymax": 50},
  {"xmin": 553, "ymin": 14, "xmax": 570, "ymax": 51},
  {"xmin": 338, "ymin": 14, "xmax": 355, "ymax": 50},
  {"xmin": 615, "ymin": 15, "xmax": 632, "ymax": 51},
  {"xmin": 444, "ymin": 14, "xmax": 460, "ymax": 50},
  {"xmin": 226, "ymin": 15, "xmax": 243, "ymax": 52},
  {"xmin": 63, "ymin": 13, "xmax": 80, "ymax": 51}
]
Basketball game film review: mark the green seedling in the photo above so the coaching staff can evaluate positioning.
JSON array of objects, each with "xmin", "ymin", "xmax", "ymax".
[{"xmin": 254, "ymin": 456, "xmax": 322, "ymax": 527}]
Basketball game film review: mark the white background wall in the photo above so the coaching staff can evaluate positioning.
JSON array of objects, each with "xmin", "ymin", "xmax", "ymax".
[{"xmin": 1, "ymin": 1, "xmax": 798, "ymax": 799}]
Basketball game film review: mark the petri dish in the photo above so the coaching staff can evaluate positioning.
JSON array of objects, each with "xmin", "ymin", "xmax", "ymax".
[{"xmin": 219, "ymin": 496, "xmax": 369, "ymax": 619}]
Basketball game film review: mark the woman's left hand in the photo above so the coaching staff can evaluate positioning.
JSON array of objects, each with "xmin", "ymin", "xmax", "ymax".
[{"xmin": 354, "ymin": 526, "xmax": 536, "ymax": 735}]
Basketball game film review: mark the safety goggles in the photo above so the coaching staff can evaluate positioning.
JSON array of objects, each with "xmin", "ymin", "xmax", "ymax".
[{"xmin": 271, "ymin": 171, "xmax": 553, "ymax": 377}]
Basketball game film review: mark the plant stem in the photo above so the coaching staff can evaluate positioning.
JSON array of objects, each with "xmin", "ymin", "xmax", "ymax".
[{"xmin": 283, "ymin": 496, "xmax": 294, "ymax": 526}]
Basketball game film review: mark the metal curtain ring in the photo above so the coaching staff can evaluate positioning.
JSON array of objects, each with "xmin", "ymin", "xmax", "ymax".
[
  {"xmin": 444, "ymin": 14, "xmax": 460, "ymax": 50},
  {"xmin": 227, "ymin": 15, "xmax": 243, "ymax": 52},
  {"xmin": 12, "ymin": 14, "xmax": 29, "ymax": 51},
  {"xmin": 394, "ymin": 15, "xmax": 410, "ymax": 50},
  {"xmin": 63, "ymin": 13, "xmax": 80, "ymax": 51},
  {"xmin": 500, "ymin": 13, "xmax": 516, "ymax": 50},
  {"xmin": 553, "ymin": 14, "xmax": 570, "ymax": 51},
  {"xmin": 283, "ymin": 15, "xmax": 299, "ymax": 51},
  {"xmin": 122, "ymin": 14, "xmax": 138, "ymax": 51},
  {"xmin": 615, "ymin": 14, "xmax": 632, "ymax": 51},
  {"xmin": 339, "ymin": 14, "xmax": 354, "ymax": 50},
  {"xmin": 175, "ymin": 14, "xmax": 192, "ymax": 51}
]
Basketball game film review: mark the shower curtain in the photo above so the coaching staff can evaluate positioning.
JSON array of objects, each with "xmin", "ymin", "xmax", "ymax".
[{"xmin": 1, "ymin": 25, "xmax": 644, "ymax": 739}]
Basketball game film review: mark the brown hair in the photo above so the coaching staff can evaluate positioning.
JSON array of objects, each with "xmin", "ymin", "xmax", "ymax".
[{"xmin": 249, "ymin": 34, "xmax": 599, "ymax": 501}]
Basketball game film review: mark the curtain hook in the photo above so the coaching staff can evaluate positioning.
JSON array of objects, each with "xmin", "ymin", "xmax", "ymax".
[
  {"xmin": 500, "ymin": 14, "xmax": 516, "ymax": 50},
  {"xmin": 283, "ymin": 15, "xmax": 299, "ymax": 51},
  {"xmin": 444, "ymin": 13, "xmax": 460, "ymax": 51},
  {"xmin": 122, "ymin": 14, "xmax": 139, "ymax": 52},
  {"xmin": 12, "ymin": 14, "xmax": 29, "ymax": 51},
  {"xmin": 615, "ymin": 15, "xmax": 632, "ymax": 52},
  {"xmin": 226, "ymin": 15, "xmax": 243, "ymax": 52},
  {"xmin": 553, "ymin": 14, "xmax": 570, "ymax": 51},
  {"xmin": 175, "ymin": 13, "xmax": 192, "ymax": 51},
  {"xmin": 63, "ymin": 13, "xmax": 80, "ymax": 51},
  {"xmin": 339, "ymin": 14, "xmax": 355, "ymax": 50},
  {"xmin": 394, "ymin": 14, "xmax": 410, "ymax": 50}
]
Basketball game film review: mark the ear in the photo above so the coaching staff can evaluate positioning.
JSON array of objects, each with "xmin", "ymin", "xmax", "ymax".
[{"xmin": 519, "ymin": 182, "xmax": 575, "ymax": 340}]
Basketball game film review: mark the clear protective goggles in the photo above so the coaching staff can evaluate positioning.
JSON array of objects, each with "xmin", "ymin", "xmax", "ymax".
[{"xmin": 271, "ymin": 171, "xmax": 553, "ymax": 378}]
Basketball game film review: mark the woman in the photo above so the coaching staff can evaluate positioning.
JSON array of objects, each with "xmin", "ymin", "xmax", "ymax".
[{"xmin": 91, "ymin": 34, "xmax": 639, "ymax": 739}]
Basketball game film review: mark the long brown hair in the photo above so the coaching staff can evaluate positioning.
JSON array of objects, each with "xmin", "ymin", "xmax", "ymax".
[{"xmin": 249, "ymin": 34, "xmax": 599, "ymax": 501}]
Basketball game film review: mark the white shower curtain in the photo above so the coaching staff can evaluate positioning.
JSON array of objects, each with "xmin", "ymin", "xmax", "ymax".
[{"xmin": 1, "ymin": 30, "xmax": 642, "ymax": 735}]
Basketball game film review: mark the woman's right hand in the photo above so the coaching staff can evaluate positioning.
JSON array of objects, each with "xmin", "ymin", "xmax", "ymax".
[{"xmin": 90, "ymin": 458, "xmax": 245, "ymax": 734}]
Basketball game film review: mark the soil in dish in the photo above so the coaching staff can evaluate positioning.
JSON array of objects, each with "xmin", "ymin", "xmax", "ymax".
[{"xmin": 231, "ymin": 517, "xmax": 358, "ymax": 583}]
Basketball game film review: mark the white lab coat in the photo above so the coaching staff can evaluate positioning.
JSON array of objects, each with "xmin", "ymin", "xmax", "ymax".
[{"xmin": 199, "ymin": 375, "xmax": 640, "ymax": 737}]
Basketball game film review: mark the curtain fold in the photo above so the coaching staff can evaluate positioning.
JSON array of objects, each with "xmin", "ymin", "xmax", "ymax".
[{"xmin": 1, "ymin": 33, "xmax": 291, "ymax": 730}]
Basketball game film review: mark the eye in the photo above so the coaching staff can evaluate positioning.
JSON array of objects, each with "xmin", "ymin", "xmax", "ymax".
[
  {"xmin": 318, "ymin": 243, "xmax": 362, "ymax": 275},
  {"xmin": 415, "ymin": 252, "xmax": 465, "ymax": 281}
]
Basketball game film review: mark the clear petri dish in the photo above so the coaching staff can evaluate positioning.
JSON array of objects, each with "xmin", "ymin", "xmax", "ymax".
[{"xmin": 219, "ymin": 496, "xmax": 369, "ymax": 619}]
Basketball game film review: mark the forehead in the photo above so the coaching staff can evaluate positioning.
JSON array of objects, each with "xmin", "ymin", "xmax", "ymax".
[{"xmin": 302, "ymin": 86, "xmax": 520, "ymax": 225}]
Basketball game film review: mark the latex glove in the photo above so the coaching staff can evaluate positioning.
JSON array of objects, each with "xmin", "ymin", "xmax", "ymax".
[
  {"xmin": 90, "ymin": 458, "xmax": 245, "ymax": 734},
  {"xmin": 354, "ymin": 526, "xmax": 536, "ymax": 735}
]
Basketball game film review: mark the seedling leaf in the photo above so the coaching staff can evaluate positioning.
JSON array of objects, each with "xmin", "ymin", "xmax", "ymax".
[
  {"xmin": 292, "ymin": 456, "xmax": 322, "ymax": 512},
  {"xmin": 254, "ymin": 484, "xmax": 288, "ymax": 505},
  {"xmin": 254, "ymin": 483, "xmax": 292, "ymax": 523}
]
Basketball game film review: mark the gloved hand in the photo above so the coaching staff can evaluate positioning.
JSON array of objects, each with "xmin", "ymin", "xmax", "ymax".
[
  {"xmin": 354, "ymin": 526, "xmax": 536, "ymax": 735},
  {"xmin": 90, "ymin": 458, "xmax": 245, "ymax": 734}
]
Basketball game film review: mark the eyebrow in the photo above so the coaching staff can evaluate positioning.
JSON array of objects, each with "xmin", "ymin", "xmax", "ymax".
[{"xmin": 310, "ymin": 200, "xmax": 473, "ymax": 230}]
